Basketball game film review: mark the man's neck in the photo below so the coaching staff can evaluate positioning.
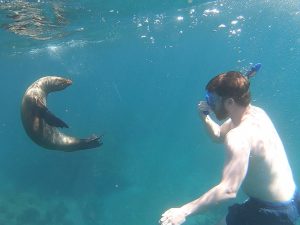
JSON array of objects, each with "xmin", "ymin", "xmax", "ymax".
[{"xmin": 229, "ymin": 104, "xmax": 251, "ymax": 126}]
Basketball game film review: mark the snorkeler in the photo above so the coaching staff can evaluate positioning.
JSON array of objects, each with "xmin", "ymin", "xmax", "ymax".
[{"xmin": 160, "ymin": 65, "xmax": 300, "ymax": 225}]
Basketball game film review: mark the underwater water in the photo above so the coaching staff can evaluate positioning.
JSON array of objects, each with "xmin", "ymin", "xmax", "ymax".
[{"xmin": 1, "ymin": 0, "xmax": 300, "ymax": 224}]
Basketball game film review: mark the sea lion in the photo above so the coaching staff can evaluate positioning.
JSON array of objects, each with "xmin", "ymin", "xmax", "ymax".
[{"xmin": 21, "ymin": 76, "xmax": 102, "ymax": 151}]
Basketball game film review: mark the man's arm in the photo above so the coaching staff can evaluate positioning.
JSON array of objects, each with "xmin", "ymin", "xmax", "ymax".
[{"xmin": 160, "ymin": 130, "xmax": 250, "ymax": 225}]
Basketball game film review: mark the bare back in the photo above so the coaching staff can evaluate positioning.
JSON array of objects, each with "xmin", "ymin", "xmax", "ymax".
[{"xmin": 236, "ymin": 105, "xmax": 296, "ymax": 202}]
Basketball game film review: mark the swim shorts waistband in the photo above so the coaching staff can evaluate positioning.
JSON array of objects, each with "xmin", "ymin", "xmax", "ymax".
[{"xmin": 248, "ymin": 190, "xmax": 299, "ymax": 209}]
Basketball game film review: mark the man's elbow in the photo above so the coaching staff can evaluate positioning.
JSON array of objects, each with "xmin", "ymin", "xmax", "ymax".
[
  {"xmin": 225, "ymin": 188, "xmax": 238, "ymax": 199},
  {"xmin": 218, "ymin": 185, "xmax": 238, "ymax": 199}
]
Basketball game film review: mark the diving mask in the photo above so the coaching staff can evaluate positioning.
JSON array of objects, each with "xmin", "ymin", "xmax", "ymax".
[{"xmin": 203, "ymin": 91, "xmax": 216, "ymax": 115}]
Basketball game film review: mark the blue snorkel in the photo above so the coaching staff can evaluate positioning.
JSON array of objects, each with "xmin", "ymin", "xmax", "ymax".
[
  {"xmin": 245, "ymin": 63, "xmax": 262, "ymax": 79},
  {"xmin": 203, "ymin": 63, "xmax": 262, "ymax": 115}
]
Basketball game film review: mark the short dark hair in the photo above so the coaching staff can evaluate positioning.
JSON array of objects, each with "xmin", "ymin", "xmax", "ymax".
[{"xmin": 206, "ymin": 71, "xmax": 251, "ymax": 106}]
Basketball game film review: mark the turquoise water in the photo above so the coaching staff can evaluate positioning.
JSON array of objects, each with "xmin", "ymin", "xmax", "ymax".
[{"xmin": 1, "ymin": 0, "xmax": 300, "ymax": 224}]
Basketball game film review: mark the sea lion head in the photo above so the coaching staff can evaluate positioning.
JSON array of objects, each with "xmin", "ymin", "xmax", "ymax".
[{"xmin": 43, "ymin": 76, "xmax": 72, "ymax": 92}]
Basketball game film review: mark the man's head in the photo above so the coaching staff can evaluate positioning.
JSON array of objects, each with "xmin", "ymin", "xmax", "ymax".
[{"xmin": 205, "ymin": 71, "xmax": 251, "ymax": 120}]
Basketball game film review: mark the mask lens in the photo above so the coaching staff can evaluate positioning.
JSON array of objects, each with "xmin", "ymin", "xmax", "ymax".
[{"xmin": 205, "ymin": 92, "xmax": 216, "ymax": 109}]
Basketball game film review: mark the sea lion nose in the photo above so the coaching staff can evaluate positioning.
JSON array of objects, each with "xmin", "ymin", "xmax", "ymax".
[{"xmin": 66, "ymin": 79, "xmax": 72, "ymax": 85}]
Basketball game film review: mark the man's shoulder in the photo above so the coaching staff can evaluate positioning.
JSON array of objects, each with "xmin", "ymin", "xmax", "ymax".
[
  {"xmin": 225, "ymin": 127, "xmax": 249, "ymax": 145},
  {"xmin": 224, "ymin": 120, "xmax": 253, "ymax": 146},
  {"xmin": 250, "ymin": 105, "xmax": 267, "ymax": 116},
  {"xmin": 241, "ymin": 105, "xmax": 270, "ymax": 127},
  {"xmin": 224, "ymin": 129, "xmax": 251, "ymax": 154},
  {"xmin": 225, "ymin": 127, "xmax": 245, "ymax": 139}
]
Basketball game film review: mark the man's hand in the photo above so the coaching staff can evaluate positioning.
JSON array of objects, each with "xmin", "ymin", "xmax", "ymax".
[
  {"xmin": 159, "ymin": 208, "xmax": 187, "ymax": 225},
  {"xmin": 198, "ymin": 101, "xmax": 210, "ymax": 116}
]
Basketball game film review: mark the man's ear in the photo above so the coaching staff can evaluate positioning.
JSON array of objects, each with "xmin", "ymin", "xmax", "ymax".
[{"xmin": 224, "ymin": 98, "xmax": 234, "ymax": 108}]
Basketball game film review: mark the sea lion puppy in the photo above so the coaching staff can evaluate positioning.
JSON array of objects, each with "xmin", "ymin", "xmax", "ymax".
[{"xmin": 21, "ymin": 76, "xmax": 102, "ymax": 151}]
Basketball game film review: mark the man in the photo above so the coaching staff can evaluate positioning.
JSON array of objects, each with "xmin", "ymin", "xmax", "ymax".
[{"xmin": 160, "ymin": 71, "xmax": 299, "ymax": 225}]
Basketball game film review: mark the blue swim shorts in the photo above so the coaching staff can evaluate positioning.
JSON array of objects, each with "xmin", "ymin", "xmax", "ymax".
[{"xmin": 226, "ymin": 192, "xmax": 300, "ymax": 225}]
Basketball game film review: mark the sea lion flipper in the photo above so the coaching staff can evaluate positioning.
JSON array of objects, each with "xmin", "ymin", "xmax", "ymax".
[
  {"xmin": 36, "ymin": 99, "xmax": 69, "ymax": 128},
  {"xmin": 79, "ymin": 135, "xmax": 103, "ymax": 149},
  {"xmin": 42, "ymin": 109, "xmax": 69, "ymax": 128}
]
